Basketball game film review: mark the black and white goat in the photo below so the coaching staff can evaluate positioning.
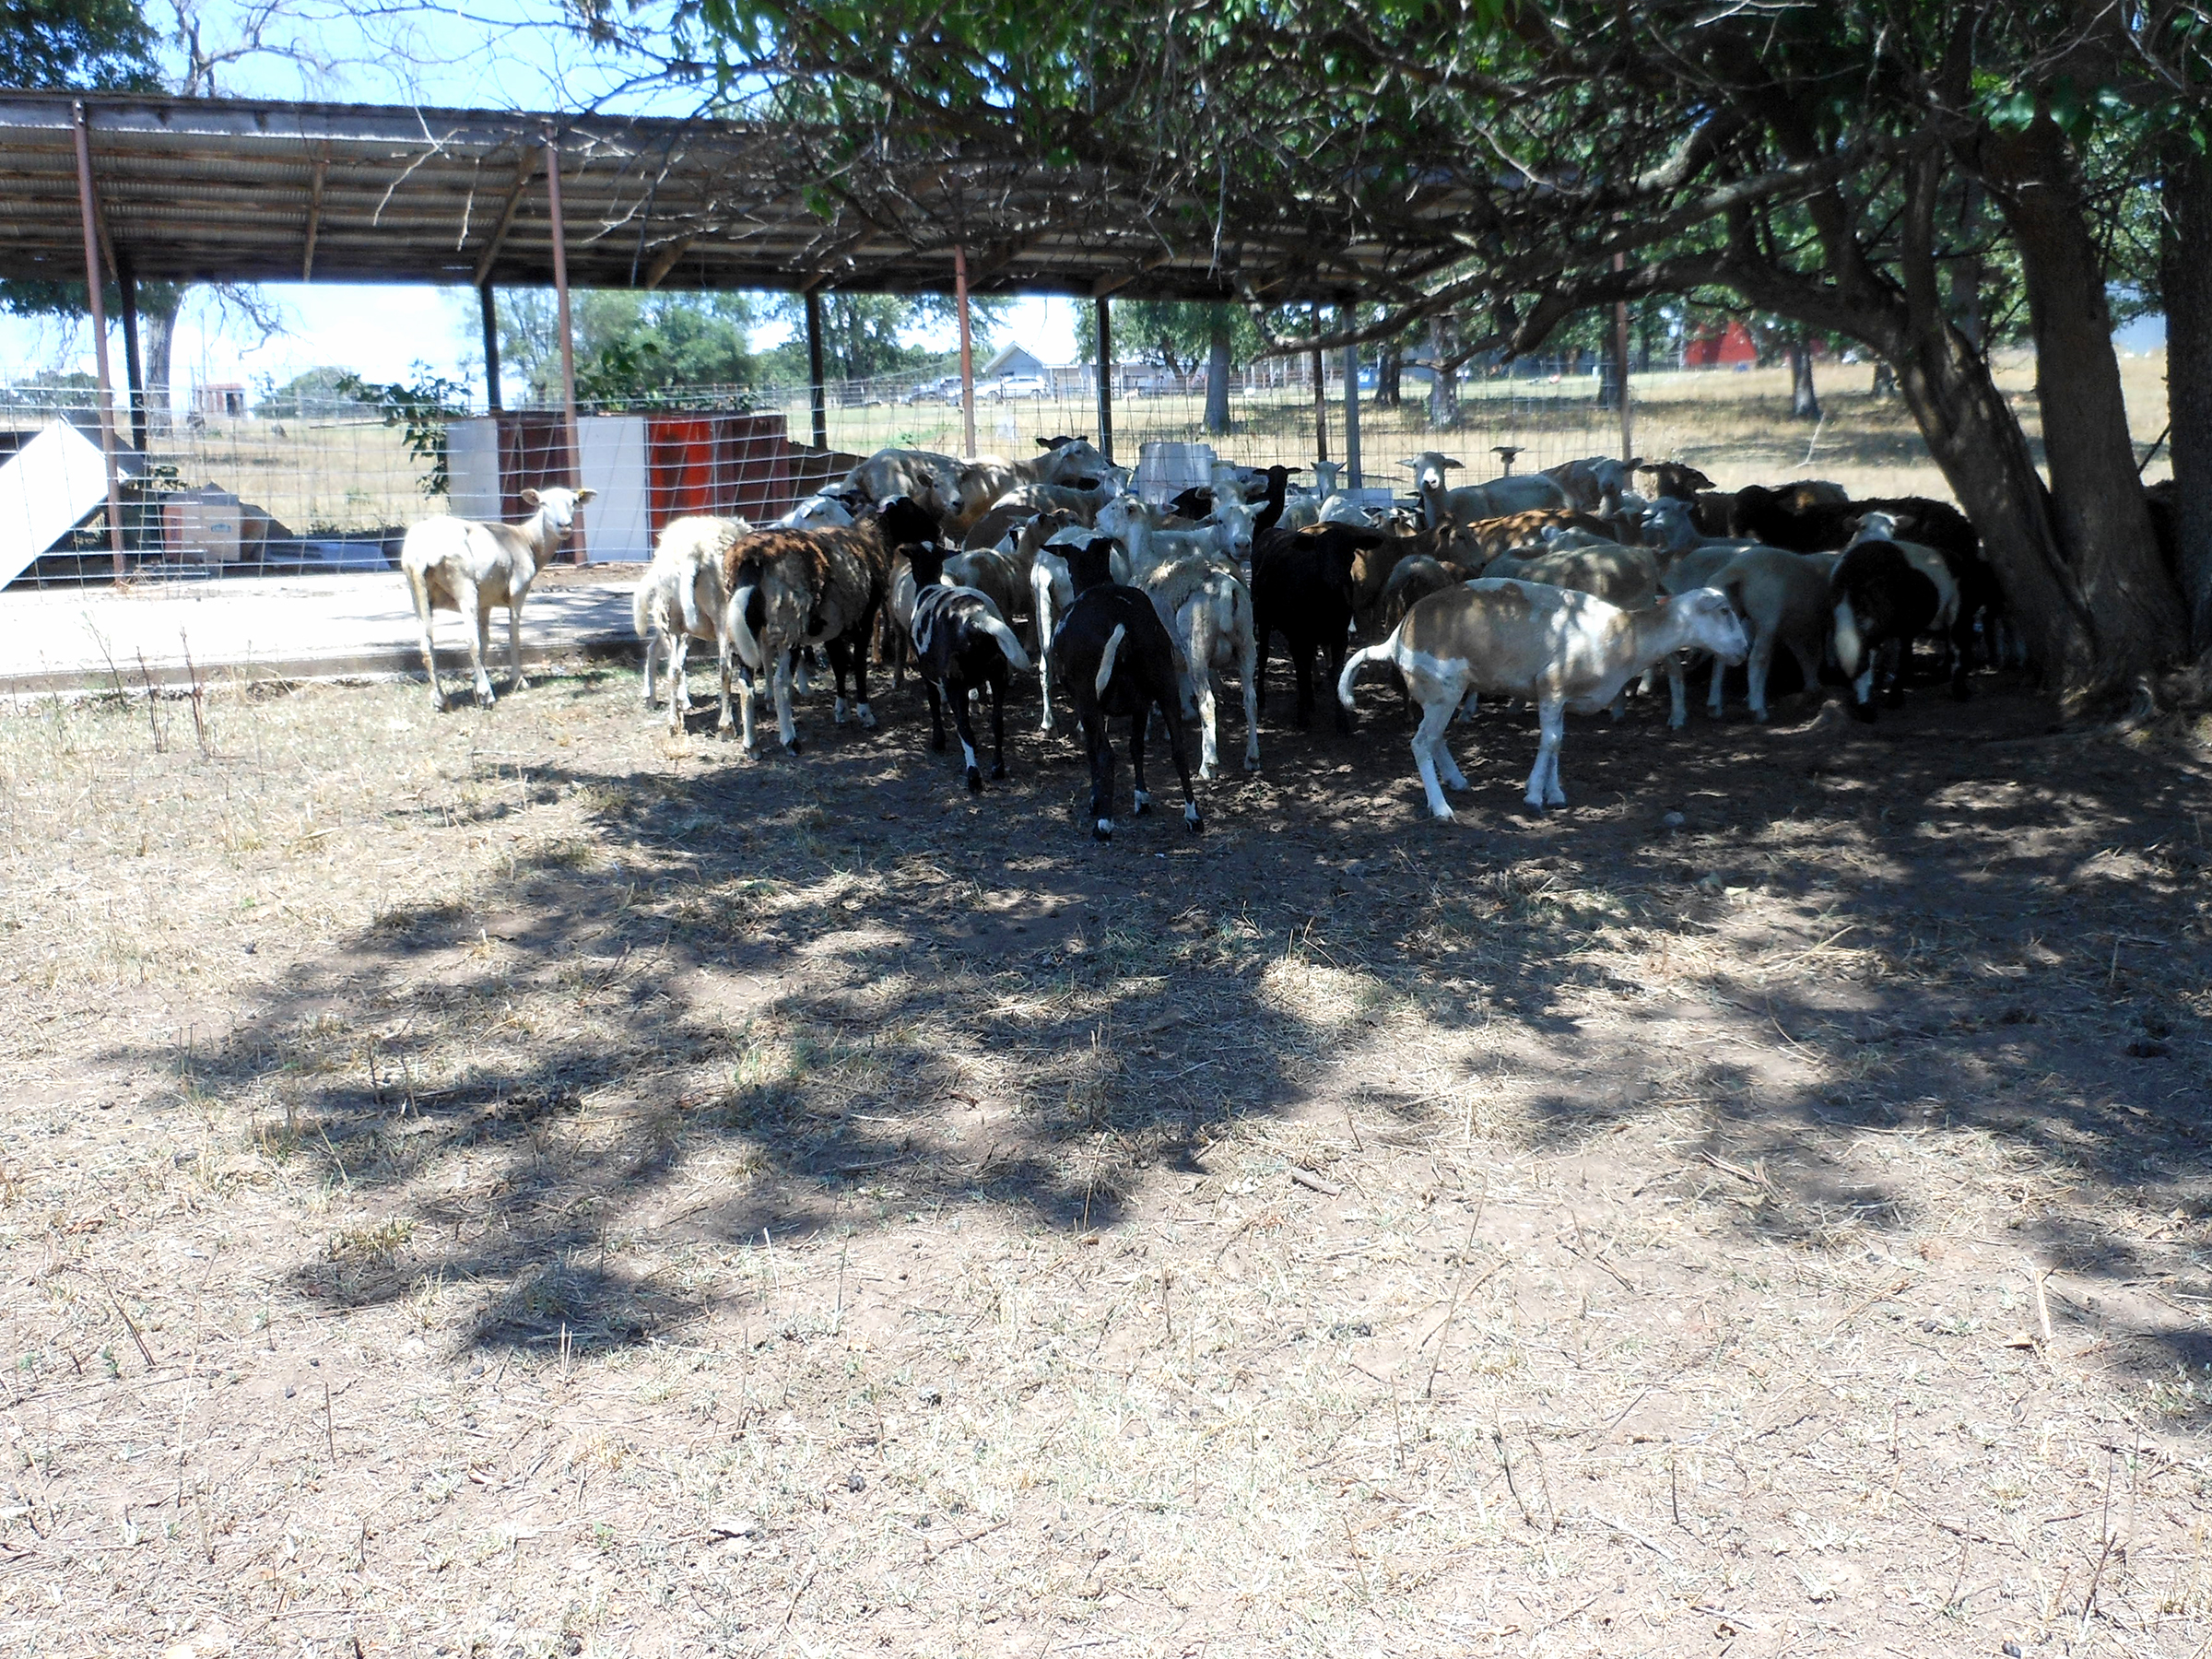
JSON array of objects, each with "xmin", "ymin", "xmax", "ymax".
[
  {"xmin": 1050, "ymin": 538, "xmax": 1205, "ymax": 841},
  {"xmin": 903, "ymin": 544, "xmax": 1032, "ymax": 792}
]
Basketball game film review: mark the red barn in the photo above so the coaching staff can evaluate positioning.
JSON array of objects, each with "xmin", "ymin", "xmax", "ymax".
[{"xmin": 1682, "ymin": 321, "xmax": 1759, "ymax": 369}]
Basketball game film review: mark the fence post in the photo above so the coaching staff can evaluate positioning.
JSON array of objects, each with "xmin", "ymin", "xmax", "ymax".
[
  {"xmin": 955, "ymin": 245, "xmax": 976, "ymax": 458},
  {"xmin": 1342, "ymin": 312, "xmax": 1362, "ymax": 489},
  {"xmin": 1094, "ymin": 296, "xmax": 1114, "ymax": 465},
  {"xmin": 1613, "ymin": 251, "xmax": 1634, "ymax": 462},
  {"xmin": 72, "ymin": 101, "xmax": 126, "ymax": 578},
  {"xmin": 805, "ymin": 288, "xmax": 829, "ymax": 451},
  {"xmin": 480, "ymin": 283, "xmax": 503, "ymax": 414},
  {"xmin": 544, "ymin": 124, "xmax": 586, "ymax": 561},
  {"xmin": 1311, "ymin": 303, "xmax": 1328, "ymax": 465},
  {"xmin": 118, "ymin": 253, "xmax": 147, "ymax": 455}
]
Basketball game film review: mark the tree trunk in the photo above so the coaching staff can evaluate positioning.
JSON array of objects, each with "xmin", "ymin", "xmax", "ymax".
[
  {"xmin": 1376, "ymin": 338, "xmax": 1401, "ymax": 407},
  {"xmin": 1204, "ymin": 313, "xmax": 1231, "ymax": 434},
  {"xmin": 2163, "ymin": 135, "xmax": 2212, "ymax": 660},
  {"xmin": 1983, "ymin": 114, "xmax": 2187, "ymax": 688},
  {"xmin": 1947, "ymin": 182, "xmax": 1987, "ymax": 352},
  {"xmin": 1787, "ymin": 334, "xmax": 1820, "ymax": 419},
  {"xmin": 1428, "ymin": 315, "xmax": 1457, "ymax": 429},
  {"xmin": 142, "ymin": 291, "xmax": 180, "ymax": 436},
  {"xmin": 1870, "ymin": 359, "xmax": 1897, "ymax": 398}
]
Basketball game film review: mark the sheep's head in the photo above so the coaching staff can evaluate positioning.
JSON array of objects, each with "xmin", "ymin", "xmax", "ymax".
[
  {"xmin": 1066, "ymin": 537, "xmax": 1119, "ymax": 594},
  {"xmin": 876, "ymin": 495, "xmax": 944, "ymax": 549},
  {"xmin": 1848, "ymin": 511, "xmax": 1900, "ymax": 546},
  {"xmin": 903, "ymin": 543, "xmax": 947, "ymax": 589},
  {"xmin": 520, "ymin": 486, "xmax": 594, "ymax": 531},
  {"xmin": 1037, "ymin": 437, "xmax": 1110, "ymax": 484},
  {"xmin": 1640, "ymin": 498, "xmax": 1700, "ymax": 554},
  {"xmin": 1675, "ymin": 588, "xmax": 1750, "ymax": 666},
  {"xmin": 1639, "ymin": 461, "xmax": 1715, "ymax": 499},
  {"xmin": 1398, "ymin": 453, "xmax": 1462, "ymax": 493}
]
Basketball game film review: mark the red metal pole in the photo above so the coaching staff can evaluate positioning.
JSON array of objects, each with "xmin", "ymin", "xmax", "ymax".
[
  {"xmin": 545, "ymin": 126, "xmax": 587, "ymax": 562},
  {"xmin": 73, "ymin": 101, "xmax": 126, "ymax": 578}
]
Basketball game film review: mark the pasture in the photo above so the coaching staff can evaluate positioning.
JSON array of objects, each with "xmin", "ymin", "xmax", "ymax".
[{"xmin": 3, "ymin": 655, "xmax": 2209, "ymax": 1656}]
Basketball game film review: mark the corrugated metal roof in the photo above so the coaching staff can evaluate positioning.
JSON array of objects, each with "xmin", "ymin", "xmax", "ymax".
[{"xmin": 0, "ymin": 89, "xmax": 1389, "ymax": 300}]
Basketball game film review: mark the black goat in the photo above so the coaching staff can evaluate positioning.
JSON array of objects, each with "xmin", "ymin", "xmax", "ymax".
[
  {"xmin": 1830, "ymin": 539, "xmax": 1942, "ymax": 721},
  {"xmin": 1050, "ymin": 538, "xmax": 1204, "ymax": 841},
  {"xmin": 903, "ymin": 544, "xmax": 1032, "ymax": 792},
  {"xmin": 1250, "ymin": 523, "xmax": 1371, "ymax": 734}
]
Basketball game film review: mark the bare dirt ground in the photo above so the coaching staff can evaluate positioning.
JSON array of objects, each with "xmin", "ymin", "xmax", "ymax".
[{"xmin": 3, "ymin": 654, "xmax": 2210, "ymax": 1658}]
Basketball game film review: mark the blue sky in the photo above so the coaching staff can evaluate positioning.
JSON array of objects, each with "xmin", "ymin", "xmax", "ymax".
[{"xmin": 0, "ymin": 0, "xmax": 1079, "ymax": 398}]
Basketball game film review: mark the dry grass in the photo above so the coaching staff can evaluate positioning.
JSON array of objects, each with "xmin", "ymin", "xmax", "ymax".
[{"xmin": 2, "ymin": 653, "xmax": 2210, "ymax": 1656}]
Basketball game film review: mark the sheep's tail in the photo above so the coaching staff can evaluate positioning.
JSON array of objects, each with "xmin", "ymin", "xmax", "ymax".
[
  {"xmin": 1832, "ymin": 596, "xmax": 1862, "ymax": 681},
  {"xmin": 977, "ymin": 610, "xmax": 1032, "ymax": 675},
  {"xmin": 679, "ymin": 552, "xmax": 708, "ymax": 639},
  {"xmin": 1336, "ymin": 637, "xmax": 1395, "ymax": 711},
  {"xmin": 632, "ymin": 575, "xmax": 653, "ymax": 640},
  {"xmin": 1095, "ymin": 624, "xmax": 1126, "ymax": 698},
  {"xmin": 729, "ymin": 565, "xmax": 766, "ymax": 671}
]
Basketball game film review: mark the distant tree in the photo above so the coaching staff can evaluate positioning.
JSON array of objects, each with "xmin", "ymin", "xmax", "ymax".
[
  {"xmin": 760, "ymin": 292, "xmax": 1009, "ymax": 385},
  {"xmin": 491, "ymin": 289, "xmax": 761, "ymax": 405}
]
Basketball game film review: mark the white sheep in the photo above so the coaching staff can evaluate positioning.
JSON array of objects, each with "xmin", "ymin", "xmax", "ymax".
[
  {"xmin": 1337, "ymin": 577, "xmax": 1747, "ymax": 819},
  {"xmin": 1400, "ymin": 451, "xmax": 1569, "ymax": 528},
  {"xmin": 633, "ymin": 514, "xmax": 748, "ymax": 734},
  {"xmin": 400, "ymin": 486, "xmax": 595, "ymax": 710}
]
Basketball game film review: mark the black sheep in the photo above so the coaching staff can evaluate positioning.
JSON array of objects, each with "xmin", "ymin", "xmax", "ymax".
[
  {"xmin": 1049, "ymin": 538, "xmax": 1205, "ymax": 841},
  {"xmin": 1830, "ymin": 539, "xmax": 1941, "ymax": 721},
  {"xmin": 1250, "ymin": 522, "xmax": 1375, "ymax": 734},
  {"xmin": 904, "ymin": 544, "xmax": 1033, "ymax": 792},
  {"xmin": 1247, "ymin": 465, "xmax": 1303, "ymax": 536}
]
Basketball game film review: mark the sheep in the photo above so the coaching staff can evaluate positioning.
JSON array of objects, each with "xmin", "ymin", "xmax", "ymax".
[
  {"xmin": 1705, "ymin": 547, "xmax": 1840, "ymax": 722},
  {"xmin": 775, "ymin": 493, "xmax": 858, "ymax": 529},
  {"xmin": 1640, "ymin": 496, "xmax": 1774, "ymax": 559},
  {"xmin": 1830, "ymin": 539, "xmax": 1946, "ymax": 721},
  {"xmin": 842, "ymin": 448, "xmax": 962, "ymax": 519},
  {"xmin": 1247, "ymin": 465, "xmax": 1304, "ymax": 536},
  {"xmin": 1050, "ymin": 537, "xmax": 1205, "ymax": 841},
  {"xmin": 941, "ymin": 542, "xmax": 1037, "ymax": 647},
  {"xmin": 1847, "ymin": 511, "xmax": 1975, "ymax": 699},
  {"xmin": 1636, "ymin": 461, "xmax": 1716, "ymax": 500},
  {"xmin": 1026, "ymin": 511, "xmax": 1118, "ymax": 733},
  {"xmin": 1093, "ymin": 494, "xmax": 1233, "ymax": 583},
  {"xmin": 1347, "ymin": 522, "xmax": 1478, "ymax": 620},
  {"xmin": 1337, "ymin": 578, "xmax": 1748, "ymax": 820},
  {"xmin": 902, "ymin": 542, "xmax": 1033, "ymax": 792},
  {"xmin": 634, "ymin": 513, "xmax": 747, "ymax": 734},
  {"xmin": 401, "ymin": 486, "xmax": 595, "ymax": 711},
  {"xmin": 714, "ymin": 496, "xmax": 941, "ymax": 753},
  {"xmin": 1250, "ymin": 522, "xmax": 1380, "ymax": 733},
  {"xmin": 960, "ymin": 479, "xmax": 1118, "ymax": 550},
  {"xmin": 1461, "ymin": 508, "xmax": 1619, "ymax": 563},
  {"xmin": 1478, "ymin": 541, "xmax": 1662, "ymax": 611},
  {"xmin": 1375, "ymin": 552, "xmax": 1475, "ymax": 635},
  {"xmin": 947, "ymin": 437, "xmax": 1113, "ymax": 531},
  {"xmin": 1317, "ymin": 493, "xmax": 1376, "ymax": 526},
  {"xmin": 1543, "ymin": 454, "xmax": 1643, "ymax": 516},
  {"xmin": 1401, "ymin": 451, "xmax": 1570, "ymax": 528},
  {"xmin": 1137, "ymin": 552, "xmax": 1262, "ymax": 778}
]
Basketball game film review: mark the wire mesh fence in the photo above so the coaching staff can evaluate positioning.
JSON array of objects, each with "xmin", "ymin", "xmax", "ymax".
[{"xmin": 1, "ymin": 351, "xmax": 1995, "ymax": 590}]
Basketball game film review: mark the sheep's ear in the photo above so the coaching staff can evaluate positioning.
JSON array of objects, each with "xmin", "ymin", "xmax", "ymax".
[
  {"xmin": 576, "ymin": 487, "xmax": 597, "ymax": 503},
  {"xmin": 1624, "ymin": 457, "xmax": 1643, "ymax": 470},
  {"xmin": 520, "ymin": 488, "xmax": 541, "ymax": 506}
]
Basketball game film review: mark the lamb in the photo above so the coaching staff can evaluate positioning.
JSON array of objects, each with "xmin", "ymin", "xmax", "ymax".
[
  {"xmin": 633, "ymin": 513, "xmax": 747, "ymax": 734},
  {"xmin": 1250, "ymin": 522, "xmax": 1378, "ymax": 733},
  {"xmin": 1830, "ymin": 539, "xmax": 1945, "ymax": 721},
  {"xmin": 1543, "ymin": 454, "xmax": 1643, "ymax": 516},
  {"xmin": 401, "ymin": 486, "xmax": 595, "ymax": 711},
  {"xmin": 842, "ymin": 448, "xmax": 962, "ymax": 519},
  {"xmin": 714, "ymin": 495, "xmax": 942, "ymax": 753},
  {"xmin": 902, "ymin": 542, "xmax": 1033, "ymax": 792},
  {"xmin": 1050, "ymin": 537, "xmax": 1205, "ymax": 841},
  {"xmin": 1401, "ymin": 451, "xmax": 1570, "ymax": 528},
  {"xmin": 1136, "ymin": 552, "xmax": 1262, "ymax": 778},
  {"xmin": 1337, "ymin": 578, "xmax": 1748, "ymax": 820},
  {"xmin": 1706, "ymin": 547, "xmax": 1840, "ymax": 722}
]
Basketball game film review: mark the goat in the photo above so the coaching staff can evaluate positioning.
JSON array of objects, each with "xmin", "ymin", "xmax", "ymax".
[
  {"xmin": 1830, "ymin": 540, "xmax": 1945, "ymax": 721},
  {"xmin": 401, "ymin": 486, "xmax": 594, "ymax": 711},
  {"xmin": 634, "ymin": 513, "xmax": 746, "ymax": 734},
  {"xmin": 902, "ymin": 543, "xmax": 1032, "ymax": 791},
  {"xmin": 1138, "ymin": 553, "xmax": 1262, "ymax": 778},
  {"xmin": 1251, "ymin": 522, "xmax": 1376, "ymax": 734},
  {"xmin": 1543, "ymin": 454, "xmax": 1644, "ymax": 516},
  {"xmin": 1051, "ymin": 538, "xmax": 1205, "ymax": 841},
  {"xmin": 1339, "ymin": 579, "xmax": 1748, "ymax": 819},
  {"xmin": 1401, "ymin": 451, "xmax": 1569, "ymax": 529},
  {"xmin": 715, "ymin": 496, "xmax": 941, "ymax": 753}
]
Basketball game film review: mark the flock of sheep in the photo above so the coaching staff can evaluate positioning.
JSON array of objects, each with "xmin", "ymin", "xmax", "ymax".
[{"xmin": 395, "ymin": 436, "xmax": 2005, "ymax": 836}]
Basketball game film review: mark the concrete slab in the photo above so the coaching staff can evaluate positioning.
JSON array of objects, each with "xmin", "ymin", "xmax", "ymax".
[{"xmin": 0, "ymin": 571, "xmax": 641, "ymax": 699}]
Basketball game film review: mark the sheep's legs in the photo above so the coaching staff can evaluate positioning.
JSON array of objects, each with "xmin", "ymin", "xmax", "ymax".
[
  {"xmin": 772, "ymin": 648, "xmax": 801, "ymax": 752},
  {"xmin": 1746, "ymin": 631, "xmax": 1774, "ymax": 722},
  {"xmin": 1149, "ymin": 696, "xmax": 1205, "ymax": 834},
  {"xmin": 1706, "ymin": 653, "xmax": 1726, "ymax": 719},
  {"xmin": 1193, "ymin": 667, "xmax": 1220, "ymax": 781},
  {"xmin": 456, "ymin": 584, "xmax": 495, "ymax": 707},
  {"xmin": 922, "ymin": 677, "xmax": 947, "ymax": 751},
  {"xmin": 1129, "ymin": 713, "xmax": 1152, "ymax": 816},
  {"xmin": 1410, "ymin": 696, "xmax": 1459, "ymax": 821},
  {"xmin": 1085, "ymin": 714, "xmax": 1118, "ymax": 841},
  {"xmin": 949, "ymin": 682, "xmax": 986, "ymax": 794},
  {"xmin": 406, "ymin": 571, "xmax": 447, "ymax": 711},
  {"xmin": 1237, "ymin": 631, "xmax": 1261, "ymax": 772},
  {"xmin": 1665, "ymin": 656, "xmax": 1688, "ymax": 728},
  {"xmin": 506, "ymin": 600, "xmax": 529, "ymax": 696},
  {"xmin": 1524, "ymin": 697, "xmax": 1568, "ymax": 809},
  {"xmin": 641, "ymin": 627, "xmax": 661, "ymax": 710},
  {"xmin": 1326, "ymin": 638, "xmax": 1353, "ymax": 736},
  {"xmin": 1034, "ymin": 577, "xmax": 1059, "ymax": 732}
]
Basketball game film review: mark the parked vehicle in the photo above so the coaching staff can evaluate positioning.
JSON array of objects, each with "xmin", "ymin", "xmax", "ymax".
[{"xmin": 988, "ymin": 376, "xmax": 1052, "ymax": 401}]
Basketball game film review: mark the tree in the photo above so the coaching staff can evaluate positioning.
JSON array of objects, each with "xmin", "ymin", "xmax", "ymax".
[
  {"xmin": 491, "ymin": 289, "xmax": 759, "ymax": 404},
  {"xmin": 666, "ymin": 0, "xmax": 2212, "ymax": 701},
  {"xmin": 762, "ymin": 292, "xmax": 1008, "ymax": 385},
  {"xmin": 0, "ymin": 0, "xmax": 159, "ymax": 88}
]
